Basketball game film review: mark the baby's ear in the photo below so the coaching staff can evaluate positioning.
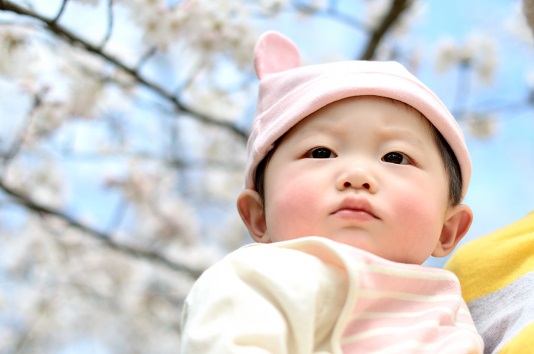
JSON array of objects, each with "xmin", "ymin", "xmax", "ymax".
[
  {"xmin": 236, "ymin": 189, "xmax": 270, "ymax": 243},
  {"xmin": 432, "ymin": 204, "xmax": 473, "ymax": 258},
  {"xmin": 254, "ymin": 31, "xmax": 301, "ymax": 79}
]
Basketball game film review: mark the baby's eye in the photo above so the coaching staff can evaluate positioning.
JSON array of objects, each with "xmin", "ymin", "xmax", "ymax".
[
  {"xmin": 308, "ymin": 147, "xmax": 336, "ymax": 159},
  {"xmin": 382, "ymin": 152, "xmax": 410, "ymax": 165}
]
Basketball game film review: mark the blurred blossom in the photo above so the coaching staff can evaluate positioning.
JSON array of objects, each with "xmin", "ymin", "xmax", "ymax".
[
  {"xmin": 105, "ymin": 162, "xmax": 200, "ymax": 246},
  {"xmin": 0, "ymin": 328, "xmax": 16, "ymax": 353},
  {"xmin": 72, "ymin": 0, "xmax": 100, "ymax": 5},
  {"xmin": 27, "ymin": 101, "xmax": 70, "ymax": 142},
  {"xmin": 0, "ymin": 28, "xmax": 32, "ymax": 78},
  {"xmin": 392, "ymin": 1, "xmax": 426, "ymax": 37},
  {"xmin": 203, "ymin": 168, "xmax": 243, "ymax": 201},
  {"xmin": 2, "ymin": 225, "xmax": 35, "ymax": 275},
  {"xmin": 157, "ymin": 198, "xmax": 199, "ymax": 240},
  {"xmin": 363, "ymin": 0, "xmax": 390, "ymax": 30},
  {"xmin": 506, "ymin": 2, "xmax": 534, "ymax": 45},
  {"xmin": 363, "ymin": 0, "xmax": 424, "ymax": 36},
  {"xmin": 363, "ymin": 0, "xmax": 424, "ymax": 63},
  {"xmin": 258, "ymin": 0, "xmax": 287, "ymax": 15},
  {"xmin": 113, "ymin": 168, "xmax": 153, "ymax": 204},
  {"xmin": 3, "ymin": 157, "xmax": 65, "ymax": 209},
  {"xmin": 111, "ymin": 68, "xmax": 137, "ymax": 94},
  {"xmin": 60, "ymin": 57, "xmax": 106, "ymax": 119},
  {"xmin": 68, "ymin": 77, "xmax": 104, "ymax": 119},
  {"xmin": 435, "ymin": 33, "xmax": 498, "ymax": 85},
  {"xmin": 299, "ymin": 0, "xmax": 328, "ymax": 12},
  {"xmin": 189, "ymin": 87, "xmax": 244, "ymax": 122},
  {"xmin": 0, "ymin": 213, "xmax": 188, "ymax": 352},
  {"xmin": 124, "ymin": 0, "xmax": 257, "ymax": 68},
  {"xmin": 165, "ymin": 242, "xmax": 222, "ymax": 269},
  {"xmin": 524, "ymin": 0, "xmax": 534, "ymax": 37},
  {"xmin": 435, "ymin": 37, "xmax": 457, "ymax": 73},
  {"xmin": 464, "ymin": 113, "xmax": 498, "ymax": 139},
  {"xmin": 183, "ymin": 1, "xmax": 256, "ymax": 68}
]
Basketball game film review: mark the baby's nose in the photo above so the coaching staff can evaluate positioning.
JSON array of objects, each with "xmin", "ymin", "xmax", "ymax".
[{"xmin": 337, "ymin": 167, "xmax": 377, "ymax": 193}]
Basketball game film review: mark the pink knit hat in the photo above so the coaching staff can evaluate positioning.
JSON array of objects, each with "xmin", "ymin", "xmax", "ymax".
[{"xmin": 245, "ymin": 31, "xmax": 471, "ymax": 199}]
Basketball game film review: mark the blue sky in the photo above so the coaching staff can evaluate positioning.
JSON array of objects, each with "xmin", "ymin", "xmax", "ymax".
[
  {"xmin": 410, "ymin": 0, "xmax": 534, "ymax": 265},
  {"xmin": 416, "ymin": 1, "xmax": 534, "ymax": 265}
]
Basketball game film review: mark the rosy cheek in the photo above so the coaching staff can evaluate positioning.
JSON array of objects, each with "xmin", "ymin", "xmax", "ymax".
[
  {"xmin": 273, "ymin": 183, "xmax": 314, "ymax": 217},
  {"xmin": 266, "ymin": 175, "xmax": 319, "ymax": 237},
  {"xmin": 391, "ymin": 187, "xmax": 443, "ymax": 239},
  {"xmin": 393, "ymin": 192, "xmax": 423, "ymax": 222}
]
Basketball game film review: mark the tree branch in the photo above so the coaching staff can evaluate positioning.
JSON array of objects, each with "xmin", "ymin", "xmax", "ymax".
[
  {"xmin": 523, "ymin": 0, "xmax": 534, "ymax": 37},
  {"xmin": 451, "ymin": 97, "xmax": 533, "ymax": 120},
  {"xmin": 0, "ymin": 0, "xmax": 248, "ymax": 141},
  {"xmin": 359, "ymin": 0, "xmax": 413, "ymax": 60},
  {"xmin": 51, "ymin": 0, "xmax": 68, "ymax": 24},
  {"xmin": 0, "ymin": 179, "xmax": 204, "ymax": 279},
  {"xmin": 288, "ymin": 0, "xmax": 366, "ymax": 30},
  {"xmin": 1, "ymin": 90, "xmax": 42, "ymax": 165},
  {"xmin": 99, "ymin": 0, "xmax": 114, "ymax": 49}
]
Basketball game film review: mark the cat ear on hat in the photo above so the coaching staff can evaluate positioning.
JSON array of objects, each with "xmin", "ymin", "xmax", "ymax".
[{"xmin": 254, "ymin": 31, "xmax": 301, "ymax": 79}]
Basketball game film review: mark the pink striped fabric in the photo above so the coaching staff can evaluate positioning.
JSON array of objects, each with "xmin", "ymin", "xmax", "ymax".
[{"xmin": 340, "ymin": 247, "xmax": 482, "ymax": 353}]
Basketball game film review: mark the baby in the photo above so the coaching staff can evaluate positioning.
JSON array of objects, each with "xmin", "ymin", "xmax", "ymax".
[{"xmin": 180, "ymin": 31, "xmax": 483, "ymax": 353}]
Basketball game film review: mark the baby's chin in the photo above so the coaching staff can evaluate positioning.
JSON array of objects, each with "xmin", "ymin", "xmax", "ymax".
[
  {"xmin": 317, "ymin": 234, "xmax": 421, "ymax": 264},
  {"xmin": 318, "ymin": 233, "xmax": 376, "ymax": 252}
]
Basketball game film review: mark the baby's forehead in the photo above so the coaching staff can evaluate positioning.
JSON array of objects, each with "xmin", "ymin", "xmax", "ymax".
[
  {"xmin": 359, "ymin": 96, "xmax": 427, "ymax": 122},
  {"xmin": 375, "ymin": 97, "xmax": 437, "ymax": 133},
  {"xmin": 284, "ymin": 95, "xmax": 436, "ymax": 140}
]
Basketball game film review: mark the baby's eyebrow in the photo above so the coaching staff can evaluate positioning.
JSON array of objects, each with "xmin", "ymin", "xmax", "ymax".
[
  {"xmin": 294, "ymin": 121, "xmax": 346, "ymax": 140},
  {"xmin": 379, "ymin": 128, "xmax": 426, "ymax": 148}
]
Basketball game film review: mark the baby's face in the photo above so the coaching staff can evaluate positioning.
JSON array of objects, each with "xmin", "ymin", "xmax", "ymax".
[{"xmin": 261, "ymin": 96, "xmax": 452, "ymax": 264}]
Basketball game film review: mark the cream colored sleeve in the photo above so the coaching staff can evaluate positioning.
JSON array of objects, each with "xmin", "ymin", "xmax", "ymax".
[{"xmin": 180, "ymin": 244, "xmax": 346, "ymax": 354}]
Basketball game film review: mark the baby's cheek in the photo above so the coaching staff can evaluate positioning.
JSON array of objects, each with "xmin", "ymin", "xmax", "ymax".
[
  {"xmin": 393, "ymin": 189, "xmax": 444, "ymax": 239},
  {"xmin": 275, "ymin": 182, "xmax": 316, "ymax": 217},
  {"xmin": 395, "ymin": 192, "xmax": 424, "ymax": 222},
  {"xmin": 267, "ymin": 180, "xmax": 320, "ymax": 237}
]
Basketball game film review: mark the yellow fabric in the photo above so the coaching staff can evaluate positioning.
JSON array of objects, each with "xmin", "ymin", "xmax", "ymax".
[
  {"xmin": 445, "ymin": 211, "xmax": 534, "ymax": 303},
  {"xmin": 498, "ymin": 322, "xmax": 534, "ymax": 353},
  {"xmin": 446, "ymin": 211, "xmax": 534, "ymax": 353}
]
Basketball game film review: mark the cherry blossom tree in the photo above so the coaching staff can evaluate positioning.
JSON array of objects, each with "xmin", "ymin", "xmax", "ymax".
[{"xmin": 0, "ymin": 0, "xmax": 533, "ymax": 352}]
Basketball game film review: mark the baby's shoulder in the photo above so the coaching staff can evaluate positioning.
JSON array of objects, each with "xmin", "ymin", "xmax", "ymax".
[{"xmin": 194, "ymin": 238, "xmax": 347, "ymax": 294}]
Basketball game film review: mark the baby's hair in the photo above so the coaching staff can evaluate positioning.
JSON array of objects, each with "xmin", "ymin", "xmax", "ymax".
[{"xmin": 253, "ymin": 98, "xmax": 463, "ymax": 208}]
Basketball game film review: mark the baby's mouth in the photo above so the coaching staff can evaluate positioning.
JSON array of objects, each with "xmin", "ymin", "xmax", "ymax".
[{"xmin": 332, "ymin": 197, "xmax": 379, "ymax": 220}]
